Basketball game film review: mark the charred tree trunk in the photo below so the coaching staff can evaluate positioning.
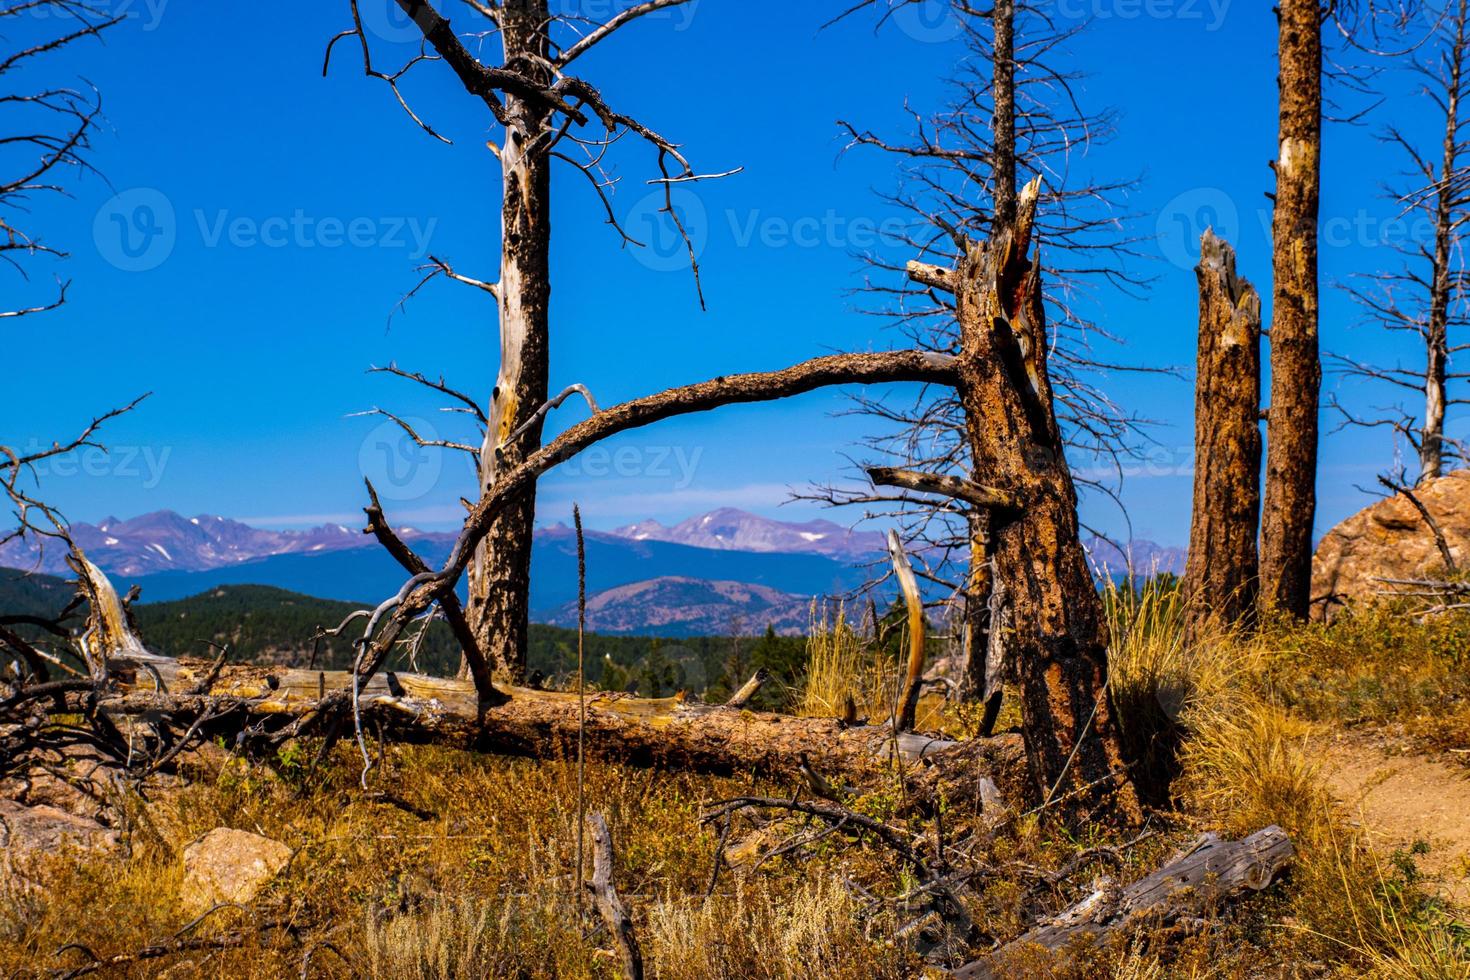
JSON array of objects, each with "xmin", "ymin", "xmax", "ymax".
[
  {"xmin": 1260, "ymin": 0, "xmax": 1322, "ymax": 620},
  {"xmin": 1183, "ymin": 232, "xmax": 1262, "ymax": 641},
  {"xmin": 936, "ymin": 179, "xmax": 1141, "ymax": 818},
  {"xmin": 466, "ymin": 0, "xmax": 554, "ymax": 682},
  {"xmin": 991, "ymin": 0, "xmax": 1017, "ymax": 230}
]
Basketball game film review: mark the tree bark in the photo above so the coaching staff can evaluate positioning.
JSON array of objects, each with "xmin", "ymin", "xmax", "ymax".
[
  {"xmin": 1260, "ymin": 0, "xmax": 1322, "ymax": 620},
  {"xmin": 466, "ymin": 0, "xmax": 554, "ymax": 682},
  {"xmin": 1183, "ymin": 231, "xmax": 1262, "ymax": 641},
  {"xmin": 1422, "ymin": 6, "xmax": 1463, "ymax": 484},
  {"xmin": 99, "ymin": 654, "xmax": 1001, "ymax": 784},
  {"xmin": 953, "ymin": 826, "xmax": 1294, "ymax": 979},
  {"xmin": 941, "ymin": 179, "xmax": 1141, "ymax": 818},
  {"xmin": 991, "ymin": 0, "xmax": 1017, "ymax": 231}
]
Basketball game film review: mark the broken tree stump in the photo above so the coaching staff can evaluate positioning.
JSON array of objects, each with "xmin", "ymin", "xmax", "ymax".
[
  {"xmin": 1183, "ymin": 230, "xmax": 1262, "ymax": 643},
  {"xmin": 952, "ymin": 826, "xmax": 1294, "ymax": 979},
  {"xmin": 586, "ymin": 812, "xmax": 643, "ymax": 980}
]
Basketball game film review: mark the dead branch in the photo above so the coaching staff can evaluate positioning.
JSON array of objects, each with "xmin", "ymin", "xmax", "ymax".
[
  {"xmin": 584, "ymin": 812, "xmax": 643, "ymax": 980},
  {"xmin": 953, "ymin": 827, "xmax": 1294, "ymax": 979},
  {"xmin": 888, "ymin": 531, "xmax": 927, "ymax": 733}
]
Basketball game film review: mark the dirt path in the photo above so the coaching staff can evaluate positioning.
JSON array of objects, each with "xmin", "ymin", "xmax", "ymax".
[{"xmin": 1319, "ymin": 732, "xmax": 1470, "ymax": 906}]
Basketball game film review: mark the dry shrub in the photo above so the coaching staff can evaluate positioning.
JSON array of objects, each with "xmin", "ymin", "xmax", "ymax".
[
  {"xmin": 647, "ymin": 876, "xmax": 914, "ymax": 980},
  {"xmin": 799, "ymin": 601, "xmax": 898, "ymax": 722}
]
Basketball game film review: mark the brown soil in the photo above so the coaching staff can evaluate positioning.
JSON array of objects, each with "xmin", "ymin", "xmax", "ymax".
[{"xmin": 1319, "ymin": 731, "xmax": 1470, "ymax": 906}]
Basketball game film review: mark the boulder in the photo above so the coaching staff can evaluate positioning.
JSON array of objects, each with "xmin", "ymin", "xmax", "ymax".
[
  {"xmin": 1311, "ymin": 469, "xmax": 1470, "ymax": 620},
  {"xmin": 179, "ymin": 827, "xmax": 292, "ymax": 913},
  {"xmin": 0, "ymin": 799, "xmax": 119, "ymax": 887}
]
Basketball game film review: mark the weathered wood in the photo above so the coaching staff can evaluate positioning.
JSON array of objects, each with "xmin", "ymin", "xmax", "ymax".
[
  {"xmin": 724, "ymin": 668, "xmax": 768, "ymax": 709},
  {"xmin": 1183, "ymin": 231, "xmax": 1262, "ymax": 642},
  {"xmin": 585, "ymin": 812, "xmax": 643, "ymax": 980},
  {"xmin": 1261, "ymin": 0, "xmax": 1322, "ymax": 621},
  {"xmin": 933, "ymin": 178, "xmax": 1140, "ymax": 818},
  {"xmin": 465, "ymin": 0, "xmax": 555, "ymax": 684},
  {"xmin": 953, "ymin": 826, "xmax": 1294, "ymax": 979},
  {"xmin": 888, "ymin": 531, "xmax": 927, "ymax": 733},
  {"xmin": 102, "ymin": 655, "xmax": 993, "ymax": 783}
]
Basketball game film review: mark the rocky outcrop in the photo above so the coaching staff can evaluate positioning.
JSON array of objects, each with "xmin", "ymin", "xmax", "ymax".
[
  {"xmin": 1311, "ymin": 470, "xmax": 1470, "ymax": 620},
  {"xmin": 180, "ymin": 827, "xmax": 293, "ymax": 913},
  {"xmin": 0, "ymin": 800, "xmax": 119, "ymax": 867}
]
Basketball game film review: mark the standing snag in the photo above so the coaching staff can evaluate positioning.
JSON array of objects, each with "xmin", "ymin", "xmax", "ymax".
[
  {"xmin": 1261, "ymin": 0, "xmax": 1324, "ymax": 621},
  {"xmin": 912, "ymin": 178, "xmax": 1141, "ymax": 818},
  {"xmin": 1183, "ymin": 231, "xmax": 1262, "ymax": 642}
]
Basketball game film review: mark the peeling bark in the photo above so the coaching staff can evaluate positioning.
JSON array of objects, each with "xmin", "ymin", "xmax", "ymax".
[
  {"xmin": 1183, "ymin": 231, "xmax": 1262, "ymax": 641},
  {"xmin": 467, "ymin": 0, "xmax": 554, "ymax": 682}
]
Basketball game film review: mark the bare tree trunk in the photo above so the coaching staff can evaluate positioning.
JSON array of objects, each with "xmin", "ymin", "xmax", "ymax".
[
  {"xmin": 1183, "ymin": 232, "xmax": 1262, "ymax": 641},
  {"xmin": 943, "ymin": 180, "xmax": 1140, "ymax": 818},
  {"xmin": 1422, "ymin": 13, "xmax": 1463, "ymax": 484},
  {"xmin": 467, "ymin": 0, "xmax": 553, "ymax": 681},
  {"xmin": 991, "ymin": 0, "xmax": 1017, "ymax": 230},
  {"xmin": 1260, "ymin": 0, "xmax": 1322, "ymax": 620},
  {"xmin": 958, "ymin": 0, "xmax": 1015, "ymax": 715}
]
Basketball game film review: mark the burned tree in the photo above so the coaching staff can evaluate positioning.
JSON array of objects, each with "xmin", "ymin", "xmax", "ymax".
[
  {"xmin": 1, "ymin": 0, "xmax": 119, "ymax": 319},
  {"xmin": 332, "ymin": 180, "xmax": 1140, "ymax": 817},
  {"xmin": 808, "ymin": 0, "xmax": 1150, "ymax": 721},
  {"xmin": 1260, "ymin": 0, "xmax": 1325, "ymax": 620},
  {"xmin": 329, "ymin": 0, "xmax": 728, "ymax": 681},
  {"xmin": 1182, "ymin": 231, "xmax": 1262, "ymax": 641},
  {"xmin": 1332, "ymin": 0, "xmax": 1470, "ymax": 486}
]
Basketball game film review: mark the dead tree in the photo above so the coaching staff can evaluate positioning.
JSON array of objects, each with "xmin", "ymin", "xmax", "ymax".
[
  {"xmin": 277, "ymin": 180, "xmax": 1139, "ymax": 817},
  {"xmin": 1261, "ymin": 0, "xmax": 1325, "ymax": 621},
  {"xmin": 916, "ymin": 179, "xmax": 1141, "ymax": 816},
  {"xmin": 808, "ymin": 0, "xmax": 1151, "ymax": 716},
  {"xmin": 1332, "ymin": 0, "xmax": 1470, "ymax": 486},
  {"xmin": 329, "ymin": 0, "xmax": 729, "ymax": 683},
  {"xmin": 1, "ymin": 0, "xmax": 119, "ymax": 319},
  {"xmin": 1182, "ymin": 232, "xmax": 1262, "ymax": 641}
]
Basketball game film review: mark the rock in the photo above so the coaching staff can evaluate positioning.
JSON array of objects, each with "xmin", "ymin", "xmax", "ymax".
[
  {"xmin": 0, "ymin": 799, "xmax": 119, "ymax": 883},
  {"xmin": 1311, "ymin": 469, "xmax": 1470, "ymax": 620},
  {"xmin": 179, "ymin": 827, "xmax": 292, "ymax": 913}
]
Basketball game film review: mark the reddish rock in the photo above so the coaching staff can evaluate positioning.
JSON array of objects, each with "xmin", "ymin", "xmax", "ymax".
[{"xmin": 1311, "ymin": 470, "xmax": 1470, "ymax": 620}]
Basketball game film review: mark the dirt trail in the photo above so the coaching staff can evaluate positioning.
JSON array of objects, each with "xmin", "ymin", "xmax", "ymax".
[{"xmin": 1319, "ymin": 732, "xmax": 1470, "ymax": 906}]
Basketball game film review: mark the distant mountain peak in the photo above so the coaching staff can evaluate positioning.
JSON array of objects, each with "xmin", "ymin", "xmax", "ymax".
[{"xmin": 610, "ymin": 507, "xmax": 885, "ymax": 560}]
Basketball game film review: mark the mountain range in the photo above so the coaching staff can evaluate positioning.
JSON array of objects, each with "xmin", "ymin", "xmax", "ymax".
[{"xmin": 0, "ymin": 508, "xmax": 1184, "ymax": 636}]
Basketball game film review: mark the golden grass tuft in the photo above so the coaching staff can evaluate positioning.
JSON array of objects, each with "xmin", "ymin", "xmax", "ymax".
[{"xmin": 798, "ymin": 600, "xmax": 898, "ymax": 722}]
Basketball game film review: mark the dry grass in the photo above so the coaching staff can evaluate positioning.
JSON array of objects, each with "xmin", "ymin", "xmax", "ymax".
[
  {"xmin": 8, "ymin": 591, "xmax": 1470, "ymax": 978},
  {"xmin": 798, "ymin": 600, "xmax": 899, "ymax": 723}
]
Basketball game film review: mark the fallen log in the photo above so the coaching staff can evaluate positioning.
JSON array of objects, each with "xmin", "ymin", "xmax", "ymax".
[
  {"xmin": 98, "ymin": 653, "xmax": 1017, "ymax": 784},
  {"xmin": 953, "ymin": 826, "xmax": 1294, "ymax": 979}
]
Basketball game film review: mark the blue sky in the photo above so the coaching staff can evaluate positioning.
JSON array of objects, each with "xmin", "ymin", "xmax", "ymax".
[{"xmin": 3, "ymin": 0, "xmax": 1454, "ymax": 545}]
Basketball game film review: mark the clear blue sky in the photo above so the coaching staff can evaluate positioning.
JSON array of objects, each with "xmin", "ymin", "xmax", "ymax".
[{"xmin": 4, "ymin": 0, "xmax": 1450, "ymax": 545}]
